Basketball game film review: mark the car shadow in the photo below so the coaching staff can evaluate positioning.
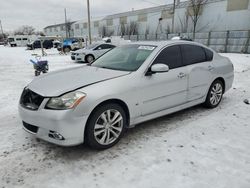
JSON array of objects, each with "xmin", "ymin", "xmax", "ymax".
[{"xmin": 30, "ymin": 101, "xmax": 224, "ymax": 163}]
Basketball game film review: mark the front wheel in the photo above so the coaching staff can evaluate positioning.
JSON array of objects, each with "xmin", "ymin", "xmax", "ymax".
[
  {"xmin": 63, "ymin": 47, "xmax": 71, "ymax": 53},
  {"xmin": 203, "ymin": 80, "xmax": 224, "ymax": 108},
  {"xmin": 85, "ymin": 103, "xmax": 126, "ymax": 149},
  {"xmin": 85, "ymin": 55, "xmax": 94, "ymax": 63}
]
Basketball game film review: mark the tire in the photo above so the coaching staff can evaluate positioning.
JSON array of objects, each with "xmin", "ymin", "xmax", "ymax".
[
  {"xmin": 63, "ymin": 47, "xmax": 71, "ymax": 53},
  {"xmin": 85, "ymin": 55, "xmax": 95, "ymax": 63},
  {"xmin": 35, "ymin": 71, "xmax": 40, "ymax": 76},
  {"xmin": 203, "ymin": 79, "xmax": 224, "ymax": 108},
  {"xmin": 85, "ymin": 103, "xmax": 126, "ymax": 150}
]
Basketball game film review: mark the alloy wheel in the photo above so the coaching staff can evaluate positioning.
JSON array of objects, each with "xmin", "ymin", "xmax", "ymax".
[
  {"xmin": 210, "ymin": 83, "xmax": 223, "ymax": 106},
  {"xmin": 94, "ymin": 109, "xmax": 123, "ymax": 145}
]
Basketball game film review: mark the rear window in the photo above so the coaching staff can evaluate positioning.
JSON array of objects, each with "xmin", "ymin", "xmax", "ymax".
[
  {"xmin": 181, "ymin": 44, "xmax": 206, "ymax": 65},
  {"xmin": 204, "ymin": 48, "xmax": 214, "ymax": 61}
]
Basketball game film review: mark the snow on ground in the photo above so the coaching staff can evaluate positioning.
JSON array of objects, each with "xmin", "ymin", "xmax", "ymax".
[{"xmin": 0, "ymin": 46, "xmax": 249, "ymax": 188}]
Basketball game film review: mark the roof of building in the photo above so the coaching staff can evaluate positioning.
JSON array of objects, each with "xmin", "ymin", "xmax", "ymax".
[
  {"xmin": 43, "ymin": 0, "xmax": 225, "ymax": 29},
  {"xmin": 102, "ymin": 0, "xmax": 225, "ymax": 20},
  {"xmin": 44, "ymin": 21, "xmax": 76, "ymax": 29}
]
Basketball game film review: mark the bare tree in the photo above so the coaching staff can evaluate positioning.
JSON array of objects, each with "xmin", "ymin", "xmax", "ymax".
[
  {"xmin": 187, "ymin": 0, "xmax": 208, "ymax": 39},
  {"xmin": 177, "ymin": 13, "xmax": 189, "ymax": 33},
  {"xmin": 99, "ymin": 25, "xmax": 107, "ymax": 37},
  {"xmin": 35, "ymin": 31, "xmax": 45, "ymax": 36},
  {"xmin": 0, "ymin": 33, "xmax": 8, "ymax": 40},
  {"xmin": 119, "ymin": 22, "xmax": 126, "ymax": 37},
  {"xmin": 14, "ymin": 25, "xmax": 35, "ymax": 35},
  {"xmin": 126, "ymin": 21, "xmax": 138, "ymax": 36},
  {"xmin": 99, "ymin": 25, "xmax": 114, "ymax": 37},
  {"xmin": 65, "ymin": 20, "xmax": 72, "ymax": 38}
]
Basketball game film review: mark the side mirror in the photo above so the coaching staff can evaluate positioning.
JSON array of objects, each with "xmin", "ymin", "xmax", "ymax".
[{"xmin": 151, "ymin": 64, "xmax": 169, "ymax": 73}]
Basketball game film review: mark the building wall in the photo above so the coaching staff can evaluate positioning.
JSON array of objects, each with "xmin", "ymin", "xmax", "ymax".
[{"xmin": 44, "ymin": 0, "xmax": 250, "ymax": 38}]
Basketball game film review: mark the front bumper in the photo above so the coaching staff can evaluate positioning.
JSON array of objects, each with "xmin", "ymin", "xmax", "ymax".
[
  {"xmin": 18, "ymin": 103, "xmax": 88, "ymax": 146},
  {"xmin": 71, "ymin": 54, "xmax": 84, "ymax": 62}
]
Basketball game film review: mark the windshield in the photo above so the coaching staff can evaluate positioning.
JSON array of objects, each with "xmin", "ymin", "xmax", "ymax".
[
  {"xmin": 8, "ymin": 38, "xmax": 14, "ymax": 42},
  {"xmin": 91, "ymin": 44, "xmax": 156, "ymax": 71}
]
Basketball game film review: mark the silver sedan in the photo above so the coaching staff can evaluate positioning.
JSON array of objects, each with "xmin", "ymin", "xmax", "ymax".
[{"xmin": 19, "ymin": 41, "xmax": 234, "ymax": 149}]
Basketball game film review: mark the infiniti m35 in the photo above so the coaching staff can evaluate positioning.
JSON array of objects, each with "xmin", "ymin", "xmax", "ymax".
[{"xmin": 19, "ymin": 41, "xmax": 234, "ymax": 149}]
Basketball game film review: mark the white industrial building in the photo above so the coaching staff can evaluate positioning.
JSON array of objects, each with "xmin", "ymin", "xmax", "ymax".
[{"xmin": 44, "ymin": 0, "xmax": 250, "ymax": 38}]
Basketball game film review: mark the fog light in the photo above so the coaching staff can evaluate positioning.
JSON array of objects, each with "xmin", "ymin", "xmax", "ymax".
[{"xmin": 48, "ymin": 131, "xmax": 65, "ymax": 140}]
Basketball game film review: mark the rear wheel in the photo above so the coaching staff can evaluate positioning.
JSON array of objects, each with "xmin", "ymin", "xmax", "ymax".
[
  {"xmin": 203, "ymin": 80, "xmax": 224, "ymax": 108},
  {"xmin": 85, "ymin": 103, "xmax": 126, "ymax": 149}
]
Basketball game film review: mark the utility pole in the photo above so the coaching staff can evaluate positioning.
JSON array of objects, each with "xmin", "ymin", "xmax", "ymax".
[
  {"xmin": 87, "ymin": 0, "xmax": 92, "ymax": 44},
  {"xmin": 64, "ymin": 8, "xmax": 68, "ymax": 38},
  {"xmin": 171, "ymin": 0, "xmax": 176, "ymax": 33},
  {"xmin": 0, "ymin": 20, "xmax": 4, "ymax": 37}
]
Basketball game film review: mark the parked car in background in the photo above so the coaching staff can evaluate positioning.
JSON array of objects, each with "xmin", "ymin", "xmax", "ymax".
[
  {"xmin": 19, "ymin": 41, "xmax": 234, "ymax": 149},
  {"xmin": 71, "ymin": 43, "xmax": 116, "ymax": 63},
  {"xmin": 57, "ymin": 37, "xmax": 84, "ymax": 53},
  {"xmin": 27, "ymin": 39, "xmax": 54, "ymax": 50}
]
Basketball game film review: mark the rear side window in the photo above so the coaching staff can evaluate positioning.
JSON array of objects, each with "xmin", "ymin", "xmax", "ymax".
[
  {"xmin": 181, "ymin": 44, "xmax": 206, "ymax": 65},
  {"xmin": 98, "ymin": 44, "xmax": 115, "ymax": 50},
  {"xmin": 204, "ymin": 48, "xmax": 213, "ymax": 61},
  {"xmin": 153, "ymin": 45, "xmax": 182, "ymax": 69}
]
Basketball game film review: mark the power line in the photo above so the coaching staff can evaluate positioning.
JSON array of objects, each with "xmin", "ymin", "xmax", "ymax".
[{"xmin": 139, "ymin": 0, "xmax": 163, "ymax": 6}]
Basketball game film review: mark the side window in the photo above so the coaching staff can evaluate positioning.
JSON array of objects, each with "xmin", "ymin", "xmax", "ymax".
[
  {"xmin": 153, "ymin": 45, "xmax": 182, "ymax": 69},
  {"xmin": 204, "ymin": 48, "xmax": 213, "ymax": 61},
  {"xmin": 181, "ymin": 44, "xmax": 206, "ymax": 65},
  {"xmin": 95, "ymin": 45, "xmax": 104, "ymax": 50},
  {"xmin": 102, "ymin": 44, "xmax": 114, "ymax": 49}
]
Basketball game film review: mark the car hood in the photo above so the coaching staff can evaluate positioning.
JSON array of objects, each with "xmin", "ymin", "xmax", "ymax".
[
  {"xmin": 75, "ymin": 48, "xmax": 93, "ymax": 54},
  {"xmin": 28, "ymin": 65, "xmax": 130, "ymax": 97}
]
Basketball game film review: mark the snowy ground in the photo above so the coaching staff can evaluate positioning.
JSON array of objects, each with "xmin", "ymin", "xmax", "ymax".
[{"xmin": 0, "ymin": 46, "xmax": 250, "ymax": 188}]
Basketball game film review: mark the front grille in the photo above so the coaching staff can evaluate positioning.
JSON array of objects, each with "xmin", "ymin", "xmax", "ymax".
[
  {"xmin": 20, "ymin": 88, "xmax": 44, "ymax": 110},
  {"xmin": 23, "ymin": 121, "xmax": 38, "ymax": 133}
]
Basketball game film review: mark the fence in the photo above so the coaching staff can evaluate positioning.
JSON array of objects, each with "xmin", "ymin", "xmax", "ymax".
[{"xmin": 123, "ymin": 30, "xmax": 250, "ymax": 53}]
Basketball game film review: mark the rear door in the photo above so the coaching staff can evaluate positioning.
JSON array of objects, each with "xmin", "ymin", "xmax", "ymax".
[
  {"xmin": 139, "ymin": 45, "xmax": 188, "ymax": 116},
  {"xmin": 180, "ymin": 44, "xmax": 214, "ymax": 101}
]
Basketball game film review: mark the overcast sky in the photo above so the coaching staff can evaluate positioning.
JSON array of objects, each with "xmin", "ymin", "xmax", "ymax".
[{"xmin": 0, "ymin": 0, "xmax": 175, "ymax": 32}]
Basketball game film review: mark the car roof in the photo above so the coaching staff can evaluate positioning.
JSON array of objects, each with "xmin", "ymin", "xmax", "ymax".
[{"xmin": 127, "ymin": 40, "xmax": 208, "ymax": 49}]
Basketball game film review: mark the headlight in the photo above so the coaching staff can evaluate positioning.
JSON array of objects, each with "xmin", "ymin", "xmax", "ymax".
[{"xmin": 46, "ymin": 91, "xmax": 86, "ymax": 110}]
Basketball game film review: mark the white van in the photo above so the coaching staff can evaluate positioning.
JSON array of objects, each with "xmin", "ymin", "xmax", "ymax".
[{"xmin": 8, "ymin": 35, "xmax": 37, "ymax": 47}]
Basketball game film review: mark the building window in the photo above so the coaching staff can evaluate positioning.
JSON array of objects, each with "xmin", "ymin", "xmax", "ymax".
[
  {"xmin": 49, "ymin": 28, "xmax": 52, "ymax": 32},
  {"xmin": 120, "ymin": 16, "xmax": 127, "ymax": 24},
  {"xmin": 54, "ymin": 27, "xmax": 58, "ymax": 32},
  {"xmin": 83, "ymin": 22, "xmax": 88, "ymax": 29},
  {"xmin": 94, "ymin": 21, "xmax": 99, "ymax": 27},
  {"xmin": 106, "ymin": 19, "xmax": 113, "ymax": 26},
  {"xmin": 138, "ymin": 14, "xmax": 147, "ymax": 22},
  {"xmin": 61, "ymin": 25, "xmax": 65, "ymax": 31},
  {"xmin": 161, "ymin": 10, "xmax": 173, "ymax": 19},
  {"xmin": 227, "ymin": 0, "xmax": 249, "ymax": 11},
  {"xmin": 75, "ymin": 24, "xmax": 80, "ymax": 30}
]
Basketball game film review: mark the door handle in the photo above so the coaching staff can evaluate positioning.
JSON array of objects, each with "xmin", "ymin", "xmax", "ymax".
[
  {"xmin": 178, "ymin": 72, "xmax": 186, "ymax": 79},
  {"xmin": 208, "ymin": 66, "xmax": 214, "ymax": 71}
]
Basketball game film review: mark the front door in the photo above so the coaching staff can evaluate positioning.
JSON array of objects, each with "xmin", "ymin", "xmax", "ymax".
[{"xmin": 139, "ymin": 45, "xmax": 188, "ymax": 116}]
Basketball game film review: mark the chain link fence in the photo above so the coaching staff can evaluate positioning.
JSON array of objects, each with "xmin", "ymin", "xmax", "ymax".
[{"xmin": 123, "ymin": 30, "xmax": 250, "ymax": 53}]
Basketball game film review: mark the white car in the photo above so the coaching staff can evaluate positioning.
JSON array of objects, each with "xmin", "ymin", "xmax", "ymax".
[
  {"xmin": 71, "ymin": 43, "xmax": 116, "ymax": 63},
  {"xmin": 19, "ymin": 41, "xmax": 234, "ymax": 149}
]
